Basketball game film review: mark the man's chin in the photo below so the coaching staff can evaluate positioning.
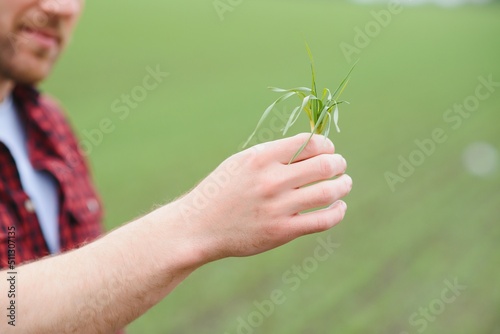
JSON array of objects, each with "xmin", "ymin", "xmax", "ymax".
[
  {"xmin": 6, "ymin": 56, "xmax": 56, "ymax": 86},
  {"xmin": 8, "ymin": 71, "xmax": 48, "ymax": 87}
]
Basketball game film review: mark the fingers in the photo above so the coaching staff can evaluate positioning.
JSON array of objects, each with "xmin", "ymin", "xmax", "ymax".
[
  {"xmin": 261, "ymin": 133, "xmax": 335, "ymax": 165},
  {"xmin": 289, "ymin": 200, "xmax": 348, "ymax": 237},
  {"xmin": 281, "ymin": 153, "xmax": 347, "ymax": 189},
  {"xmin": 284, "ymin": 174, "xmax": 353, "ymax": 214}
]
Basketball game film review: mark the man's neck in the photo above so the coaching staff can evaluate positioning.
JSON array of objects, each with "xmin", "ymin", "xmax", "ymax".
[{"xmin": 0, "ymin": 78, "xmax": 14, "ymax": 102}]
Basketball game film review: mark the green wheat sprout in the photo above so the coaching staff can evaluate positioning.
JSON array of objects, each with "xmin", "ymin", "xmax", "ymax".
[{"xmin": 243, "ymin": 44, "xmax": 357, "ymax": 164}]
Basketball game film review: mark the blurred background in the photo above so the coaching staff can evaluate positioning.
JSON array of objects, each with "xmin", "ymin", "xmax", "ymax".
[{"xmin": 43, "ymin": 0, "xmax": 499, "ymax": 333}]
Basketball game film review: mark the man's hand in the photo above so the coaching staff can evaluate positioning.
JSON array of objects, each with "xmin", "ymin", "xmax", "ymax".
[{"xmin": 174, "ymin": 133, "xmax": 352, "ymax": 262}]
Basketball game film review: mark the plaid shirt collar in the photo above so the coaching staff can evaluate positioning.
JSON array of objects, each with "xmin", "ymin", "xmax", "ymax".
[{"xmin": 1, "ymin": 85, "xmax": 104, "ymax": 267}]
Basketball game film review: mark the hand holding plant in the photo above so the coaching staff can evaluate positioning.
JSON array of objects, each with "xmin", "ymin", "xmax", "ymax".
[{"xmin": 177, "ymin": 133, "xmax": 351, "ymax": 260}]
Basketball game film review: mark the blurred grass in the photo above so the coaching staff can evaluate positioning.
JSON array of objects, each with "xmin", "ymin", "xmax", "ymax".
[{"xmin": 43, "ymin": 0, "xmax": 500, "ymax": 333}]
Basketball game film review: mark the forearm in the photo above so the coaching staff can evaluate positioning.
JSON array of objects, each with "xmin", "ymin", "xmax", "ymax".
[
  {"xmin": 1, "ymin": 202, "xmax": 202, "ymax": 334},
  {"xmin": 0, "ymin": 134, "xmax": 352, "ymax": 333}
]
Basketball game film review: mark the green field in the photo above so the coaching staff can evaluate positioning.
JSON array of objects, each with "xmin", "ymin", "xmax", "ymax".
[{"xmin": 43, "ymin": 1, "xmax": 500, "ymax": 333}]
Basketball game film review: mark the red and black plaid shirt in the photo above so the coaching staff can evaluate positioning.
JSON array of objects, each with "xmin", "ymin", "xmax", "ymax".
[{"xmin": 0, "ymin": 85, "xmax": 104, "ymax": 268}]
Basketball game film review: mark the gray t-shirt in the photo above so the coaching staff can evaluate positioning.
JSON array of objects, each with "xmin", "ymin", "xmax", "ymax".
[{"xmin": 0, "ymin": 95, "xmax": 60, "ymax": 253}]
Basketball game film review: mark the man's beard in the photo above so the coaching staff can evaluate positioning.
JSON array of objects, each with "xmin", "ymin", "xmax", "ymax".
[{"xmin": 0, "ymin": 38, "xmax": 59, "ymax": 86}]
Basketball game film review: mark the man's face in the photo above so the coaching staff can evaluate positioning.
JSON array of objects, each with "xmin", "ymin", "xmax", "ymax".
[{"xmin": 0, "ymin": 0, "xmax": 83, "ymax": 85}]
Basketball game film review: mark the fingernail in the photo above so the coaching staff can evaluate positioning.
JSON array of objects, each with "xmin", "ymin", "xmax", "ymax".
[
  {"xmin": 344, "ymin": 174, "xmax": 353, "ymax": 188},
  {"xmin": 326, "ymin": 138, "xmax": 334, "ymax": 149}
]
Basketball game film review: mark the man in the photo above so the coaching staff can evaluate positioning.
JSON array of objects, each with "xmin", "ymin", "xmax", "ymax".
[{"xmin": 0, "ymin": 0, "xmax": 353, "ymax": 333}]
